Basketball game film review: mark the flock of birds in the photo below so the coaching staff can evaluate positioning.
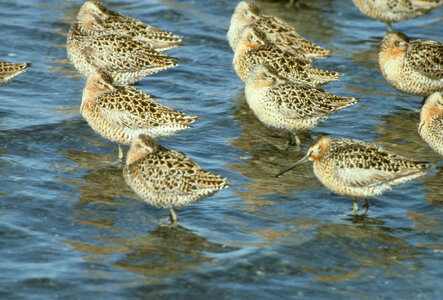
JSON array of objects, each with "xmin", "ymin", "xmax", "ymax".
[
  {"xmin": 0, "ymin": 0, "xmax": 442, "ymax": 223},
  {"xmin": 66, "ymin": 0, "xmax": 231, "ymax": 224},
  {"xmin": 227, "ymin": 1, "xmax": 442, "ymax": 214}
]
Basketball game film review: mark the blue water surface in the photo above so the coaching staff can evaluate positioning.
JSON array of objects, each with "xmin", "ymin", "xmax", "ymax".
[{"xmin": 0, "ymin": 0, "xmax": 442, "ymax": 299}]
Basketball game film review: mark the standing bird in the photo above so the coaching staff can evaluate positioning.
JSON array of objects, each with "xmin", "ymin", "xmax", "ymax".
[
  {"xmin": 245, "ymin": 64, "xmax": 358, "ymax": 148},
  {"xmin": 77, "ymin": 0, "xmax": 183, "ymax": 52},
  {"xmin": 123, "ymin": 134, "xmax": 230, "ymax": 224},
  {"xmin": 276, "ymin": 137, "xmax": 430, "ymax": 213},
  {"xmin": 227, "ymin": 1, "xmax": 330, "ymax": 60},
  {"xmin": 419, "ymin": 92, "xmax": 443, "ymax": 156},
  {"xmin": 233, "ymin": 26, "xmax": 342, "ymax": 85},
  {"xmin": 379, "ymin": 32, "xmax": 443, "ymax": 97},
  {"xmin": 0, "ymin": 61, "xmax": 31, "ymax": 86},
  {"xmin": 67, "ymin": 13, "xmax": 178, "ymax": 85},
  {"xmin": 351, "ymin": 0, "xmax": 443, "ymax": 31},
  {"xmin": 81, "ymin": 70, "xmax": 199, "ymax": 159}
]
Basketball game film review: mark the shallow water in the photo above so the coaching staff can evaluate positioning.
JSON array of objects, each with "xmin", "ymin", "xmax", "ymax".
[{"xmin": 0, "ymin": 0, "xmax": 442, "ymax": 298}]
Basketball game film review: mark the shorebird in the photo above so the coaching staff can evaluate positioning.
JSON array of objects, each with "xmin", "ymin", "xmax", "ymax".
[
  {"xmin": 233, "ymin": 26, "xmax": 342, "ymax": 85},
  {"xmin": 276, "ymin": 136, "xmax": 430, "ymax": 213},
  {"xmin": 0, "ymin": 61, "xmax": 31, "ymax": 86},
  {"xmin": 245, "ymin": 64, "xmax": 358, "ymax": 148},
  {"xmin": 81, "ymin": 70, "xmax": 199, "ymax": 159},
  {"xmin": 77, "ymin": 0, "xmax": 183, "ymax": 52},
  {"xmin": 67, "ymin": 14, "xmax": 178, "ymax": 85},
  {"xmin": 227, "ymin": 1, "xmax": 330, "ymax": 60},
  {"xmin": 379, "ymin": 31, "xmax": 443, "ymax": 97},
  {"xmin": 123, "ymin": 134, "xmax": 230, "ymax": 224},
  {"xmin": 351, "ymin": 0, "xmax": 443, "ymax": 31},
  {"xmin": 419, "ymin": 92, "xmax": 443, "ymax": 156}
]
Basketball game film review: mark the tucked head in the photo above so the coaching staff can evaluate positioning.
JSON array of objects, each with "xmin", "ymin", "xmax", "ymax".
[
  {"xmin": 238, "ymin": 25, "xmax": 267, "ymax": 49},
  {"xmin": 126, "ymin": 134, "xmax": 158, "ymax": 165},
  {"xmin": 421, "ymin": 91, "xmax": 443, "ymax": 120},
  {"xmin": 233, "ymin": 1, "xmax": 261, "ymax": 26},
  {"xmin": 423, "ymin": 91, "xmax": 443, "ymax": 108},
  {"xmin": 86, "ymin": 70, "xmax": 115, "ymax": 93},
  {"xmin": 380, "ymin": 31, "xmax": 409, "ymax": 52},
  {"xmin": 248, "ymin": 64, "xmax": 282, "ymax": 86},
  {"xmin": 78, "ymin": 0, "xmax": 108, "ymax": 21}
]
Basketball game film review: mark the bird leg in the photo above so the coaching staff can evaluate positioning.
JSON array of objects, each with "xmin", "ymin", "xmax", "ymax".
[
  {"xmin": 363, "ymin": 199, "xmax": 369, "ymax": 214},
  {"xmin": 287, "ymin": 133, "xmax": 301, "ymax": 151},
  {"xmin": 169, "ymin": 208, "xmax": 178, "ymax": 225},
  {"xmin": 353, "ymin": 198, "xmax": 359, "ymax": 214},
  {"xmin": 118, "ymin": 144, "xmax": 123, "ymax": 161},
  {"xmin": 386, "ymin": 22, "xmax": 392, "ymax": 32}
]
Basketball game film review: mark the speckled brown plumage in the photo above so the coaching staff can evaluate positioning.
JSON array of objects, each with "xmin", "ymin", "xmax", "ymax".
[
  {"xmin": 227, "ymin": 1, "xmax": 330, "ymax": 60},
  {"xmin": 0, "ymin": 61, "xmax": 31, "ymax": 86},
  {"xmin": 123, "ymin": 134, "xmax": 230, "ymax": 223},
  {"xmin": 352, "ymin": 0, "xmax": 443, "ymax": 30},
  {"xmin": 379, "ymin": 32, "xmax": 443, "ymax": 96},
  {"xmin": 78, "ymin": 0, "xmax": 183, "ymax": 52},
  {"xmin": 233, "ymin": 26, "xmax": 342, "ymax": 85},
  {"xmin": 419, "ymin": 92, "xmax": 443, "ymax": 156},
  {"xmin": 81, "ymin": 71, "xmax": 198, "ymax": 147},
  {"xmin": 278, "ymin": 136, "xmax": 430, "ymax": 212},
  {"xmin": 245, "ymin": 65, "xmax": 358, "ymax": 143},
  {"xmin": 67, "ymin": 19, "xmax": 178, "ymax": 85}
]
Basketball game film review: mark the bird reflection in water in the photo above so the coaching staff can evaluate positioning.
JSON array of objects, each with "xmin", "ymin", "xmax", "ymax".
[
  {"xmin": 228, "ymin": 92, "xmax": 318, "ymax": 199},
  {"xmin": 63, "ymin": 223, "xmax": 236, "ymax": 283},
  {"xmin": 57, "ymin": 148, "xmax": 135, "ymax": 206},
  {"xmin": 293, "ymin": 218, "xmax": 421, "ymax": 283}
]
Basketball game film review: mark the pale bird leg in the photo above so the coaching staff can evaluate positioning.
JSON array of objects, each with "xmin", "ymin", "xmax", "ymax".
[
  {"xmin": 386, "ymin": 22, "xmax": 392, "ymax": 32},
  {"xmin": 118, "ymin": 144, "xmax": 123, "ymax": 161},
  {"xmin": 353, "ymin": 198, "xmax": 359, "ymax": 214},
  {"xmin": 287, "ymin": 133, "xmax": 301, "ymax": 151},
  {"xmin": 169, "ymin": 208, "xmax": 178, "ymax": 224}
]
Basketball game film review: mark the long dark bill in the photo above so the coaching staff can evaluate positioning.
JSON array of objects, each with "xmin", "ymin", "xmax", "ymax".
[{"xmin": 275, "ymin": 153, "xmax": 309, "ymax": 178}]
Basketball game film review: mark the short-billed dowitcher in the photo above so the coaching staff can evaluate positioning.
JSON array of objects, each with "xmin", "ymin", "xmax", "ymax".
[
  {"xmin": 81, "ymin": 70, "xmax": 199, "ymax": 159},
  {"xmin": 352, "ymin": 0, "xmax": 443, "ymax": 31},
  {"xmin": 67, "ymin": 16, "xmax": 178, "ymax": 85},
  {"xmin": 0, "ymin": 61, "xmax": 31, "ymax": 86},
  {"xmin": 123, "ymin": 134, "xmax": 230, "ymax": 224},
  {"xmin": 77, "ymin": 0, "xmax": 183, "ymax": 52},
  {"xmin": 277, "ymin": 136, "xmax": 430, "ymax": 213},
  {"xmin": 245, "ymin": 64, "xmax": 358, "ymax": 148},
  {"xmin": 379, "ymin": 31, "xmax": 443, "ymax": 97},
  {"xmin": 233, "ymin": 26, "xmax": 342, "ymax": 85},
  {"xmin": 419, "ymin": 92, "xmax": 443, "ymax": 156},
  {"xmin": 227, "ymin": 1, "xmax": 330, "ymax": 60}
]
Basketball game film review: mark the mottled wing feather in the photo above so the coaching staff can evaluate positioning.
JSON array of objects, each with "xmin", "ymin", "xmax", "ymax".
[
  {"xmin": 329, "ymin": 141, "xmax": 427, "ymax": 188},
  {"xmin": 429, "ymin": 115, "xmax": 443, "ymax": 139},
  {"xmin": 83, "ymin": 35, "xmax": 176, "ymax": 71},
  {"xmin": 133, "ymin": 155, "xmax": 191, "ymax": 196},
  {"xmin": 96, "ymin": 86, "xmax": 189, "ymax": 129},
  {"xmin": 408, "ymin": 40, "xmax": 443, "ymax": 79},
  {"xmin": 242, "ymin": 45, "xmax": 311, "ymax": 81},
  {"xmin": 256, "ymin": 16, "xmax": 330, "ymax": 58},
  {"xmin": 267, "ymin": 82, "xmax": 340, "ymax": 119},
  {"xmin": 108, "ymin": 11, "xmax": 182, "ymax": 38},
  {"xmin": 406, "ymin": 0, "xmax": 443, "ymax": 11},
  {"xmin": 134, "ymin": 150, "xmax": 225, "ymax": 196},
  {"xmin": 0, "ymin": 62, "xmax": 29, "ymax": 73},
  {"xmin": 260, "ymin": 16, "xmax": 300, "ymax": 36}
]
